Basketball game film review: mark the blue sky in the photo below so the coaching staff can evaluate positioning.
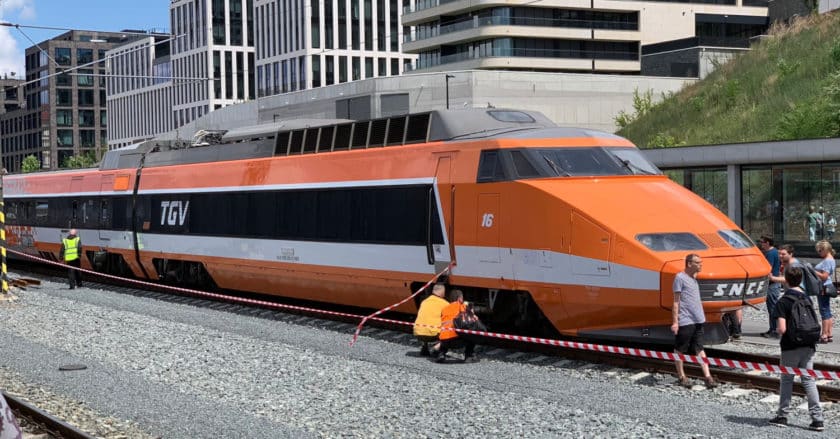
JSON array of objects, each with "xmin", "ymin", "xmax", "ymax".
[{"xmin": 1, "ymin": 0, "xmax": 170, "ymax": 77}]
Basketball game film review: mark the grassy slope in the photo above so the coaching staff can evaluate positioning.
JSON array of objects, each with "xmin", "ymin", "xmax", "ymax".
[{"xmin": 619, "ymin": 13, "xmax": 840, "ymax": 148}]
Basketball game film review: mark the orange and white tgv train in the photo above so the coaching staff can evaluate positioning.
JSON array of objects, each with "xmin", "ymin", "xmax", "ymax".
[{"xmin": 2, "ymin": 109, "xmax": 769, "ymax": 345}]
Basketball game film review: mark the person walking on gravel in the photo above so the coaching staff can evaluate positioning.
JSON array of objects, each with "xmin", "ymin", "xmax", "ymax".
[
  {"xmin": 59, "ymin": 229, "xmax": 82, "ymax": 289},
  {"xmin": 759, "ymin": 236, "xmax": 781, "ymax": 339},
  {"xmin": 671, "ymin": 253, "xmax": 717, "ymax": 389},
  {"xmin": 413, "ymin": 283, "xmax": 448, "ymax": 356},
  {"xmin": 769, "ymin": 265, "xmax": 825, "ymax": 431}
]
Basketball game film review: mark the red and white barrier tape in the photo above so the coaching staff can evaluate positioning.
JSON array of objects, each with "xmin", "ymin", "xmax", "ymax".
[
  {"xmin": 8, "ymin": 248, "xmax": 839, "ymax": 380},
  {"xmin": 349, "ymin": 261, "xmax": 454, "ymax": 346}
]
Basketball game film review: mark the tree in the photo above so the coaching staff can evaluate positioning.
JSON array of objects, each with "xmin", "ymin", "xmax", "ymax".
[
  {"xmin": 62, "ymin": 152, "xmax": 97, "ymax": 169},
  {"xmin": 21, "ymin": 155, "xmax": 41, "ymax": 173}
]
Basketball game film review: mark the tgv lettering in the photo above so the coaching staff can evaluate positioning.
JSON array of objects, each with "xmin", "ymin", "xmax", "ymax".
[
  {"xmin": 160, "ymin": 201, "xmax": 190, "ymax": 226},
  {"xmin": 713, "ymin": 281, "xmax": 765, "ymax": 297}
]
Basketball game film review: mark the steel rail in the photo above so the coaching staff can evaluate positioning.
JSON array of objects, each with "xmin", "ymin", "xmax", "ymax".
[{"xmin": 2, "ymin": 391, "xmax": 96, "ymax": 439}]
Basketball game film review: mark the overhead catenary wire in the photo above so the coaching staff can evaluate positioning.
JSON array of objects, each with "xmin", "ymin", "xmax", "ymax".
[{"xmin": 1, "ymin": 21, "xmax": 204, "ymax": 86}]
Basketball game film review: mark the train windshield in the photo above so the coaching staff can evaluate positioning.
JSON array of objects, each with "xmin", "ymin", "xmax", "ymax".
[
  {"xmin": 477, "ymin": 147, "xmax": 661, "ymax": 182},
  {"xmin": 636, "ymin": 233, "xmax": 708, "ymax": 251},
  {"xmin": 718, "ymin": 229, "xmax": 755, "ymax": 248}
]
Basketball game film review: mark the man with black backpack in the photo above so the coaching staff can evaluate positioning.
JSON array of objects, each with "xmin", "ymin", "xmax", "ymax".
[{"xmin": 769, "ymin": 265, "xmax": 825, "ymax": 431}]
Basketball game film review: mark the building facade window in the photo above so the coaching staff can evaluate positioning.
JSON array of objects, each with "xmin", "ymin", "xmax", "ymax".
[
  {"xmin": 231, "ymin": 0, "xmax": 243, "ymax": 45},
  {"xmin": 213, "ymin": 0, "xmax": 226, "ymax": 44},
  {"xmin": 57, "ymin": 130, "xmax": 74, "ymax": 147},
  {"xmin": 339, "ymin": 0, "xmax": 348, "ymax": 50},
  {"xmin": 78, "ymin": 89, "xmax": 94, "ymax": 107},
  {"xmin": 57, "ymin": 89, "xmax": 73, "ymax": 106},
  {"xmin": 79, "ymin": 110, "xmax": 96, "ymax": 127},
  {"xmin": 312, "ymin": 0, "xmax": 321, "ymax": 48},
  {"xmin": 56, "ymin": 72, "xmax": 71, "ymax": 86},
  {"xmin": 741, "ymin": 164, "xmax": 840, "ymax": 243},
  {"xmin": 352, "ymin": 57, "xmax": 361, "ymax": 81},
  {"xmin": 326, "ymin": 55, "xmax": 335, "ymax": 85},
  {"xmin": 339, "ymin": 56, "xmax": 347, "ymax": 83},
  {"xmin": 664, "ymin": 168, "xmax": 728, "ymax": 215},
  {"xmin": 55, "ymin": 47, "xmax": 71, "ymax": 65},
  {"xmin": 80, "ymin": 130, "xmax": 96, "ymax": 147},
  {"xmin": 77, "ymin": 69, "xmax": 94, "ymax": 87},
  {"xmin": 311, "ymin": 55, "xmax": 321, "ymax": 88},
  {"xmin": 77, "ymin": 48, "xmax": 94, "ymax": 64},
  {"xmin": 56, "ymin": 109, "xmax": 73, "ymax": 126}
]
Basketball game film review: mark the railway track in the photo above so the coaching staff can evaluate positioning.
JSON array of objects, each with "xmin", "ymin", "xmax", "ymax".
[
  {"xmin": 2, "ymin": 391, "xmax": 96, "ymax": 439},
  {"xmin": 11, "ymin": 260, "xmax": 840, "ymax": 403}
]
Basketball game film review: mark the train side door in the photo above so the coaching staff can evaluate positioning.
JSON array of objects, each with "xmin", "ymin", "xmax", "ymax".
[
  {"xmin": 434, "ymin": 155, "xmax": 454, "ymax": 270},
  {"xmin": 70, "ymin": 177, "xmax": 83, "ymax": 229},
  {"xmin": 99, "ymin": 175, "xmax": 114, "ymax": 241},
  {"xmin": 476, "ymin": 193, "xmax": 500, "ymax": 263},
  {"xmin": 570, "ymin": 212, "xmax": 610, "ymax": 276}
]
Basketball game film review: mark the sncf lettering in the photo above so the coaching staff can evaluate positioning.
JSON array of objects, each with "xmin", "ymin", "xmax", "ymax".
[
  {"xmin": 712, "ymin": 281, "xmax": 765, "ymax": 297},
  {"xmin": 160, "ymin": 201, "xmax": 190, "ymax": 226}
]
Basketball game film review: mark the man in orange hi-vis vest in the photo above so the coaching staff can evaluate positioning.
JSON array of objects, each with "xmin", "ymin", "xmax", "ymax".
[
  {"xmin": 413, "ymin": 283, "xmax": 449, "ymax": 356},
  {"xmin": 435, "ymin": 289, "xmax": 477, "ymax": 363}
]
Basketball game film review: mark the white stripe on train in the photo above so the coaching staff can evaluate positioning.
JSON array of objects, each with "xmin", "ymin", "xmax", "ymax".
[{"xmin": 17, "ymin": 226, "xmax": 661, "ymax": 291}]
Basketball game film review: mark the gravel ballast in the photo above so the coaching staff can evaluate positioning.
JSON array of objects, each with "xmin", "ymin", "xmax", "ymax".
[{"xmin": 1, "ymin": 275, "xmax": 838, "ymax": 438}]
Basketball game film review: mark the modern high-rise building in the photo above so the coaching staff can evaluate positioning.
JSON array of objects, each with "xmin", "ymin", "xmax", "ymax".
[
  {"xmin": 253, "ymin": 0, "xmax": 417, "ymax": 95},
  {"xmin": 400, "ymin": 0, "xmax": 769, "ymax": 74},
  {"xmin": 105, "ymin": 33, "xmax": 174, "ymax": 149},
  {"xmin": 107, "ymin": 0, "xmax": 256, "ymax": 148},
  {"xmin": 0, "ymin": 31, "xmax": 135, "ymax": 172}
]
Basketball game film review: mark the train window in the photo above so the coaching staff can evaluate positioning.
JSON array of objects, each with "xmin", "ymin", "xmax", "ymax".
[
  {"xmin": 537, "ymin": 148, "xmax": 624, "ymax": 176},
  {"xmin": 718, "ymin": 230, "xmax": 755, "ymax": 249},
  {"xmin": 608, "ymin": 148, "xmax": 661, "ymax": 175},
  {"xmin": 487, "ymin": 110, "xmax": 535, "ymax": 123},
  {"xmin": 636, "ymin": 233, "xmax": 708, "ymax": 251},
  {"xmin": 84, "ymin": 199, "xmax": 97, "ymax": 226},
  {"xmin": 5, "ymin": 203, "xmax": 15, "ymax": 221},
  {"xmin": 100, "ymin": 199, "xmax": 110, "ymax": 227},
  {"xmin": 510, "ymin": 150, "xmax": 541, "ymax": 178},
  {"xmin": 477, "ymin": 151, "xmax": 509, "ymax": 183},
  {"xmin": 35, "ymin": 201, "xmax": 49, "ymax": 222}
]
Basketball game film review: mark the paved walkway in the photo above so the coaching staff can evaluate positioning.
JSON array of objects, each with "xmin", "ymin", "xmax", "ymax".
[{"xmin": 738, "ymin": 316, "xmax": 840, "ymax": 355}]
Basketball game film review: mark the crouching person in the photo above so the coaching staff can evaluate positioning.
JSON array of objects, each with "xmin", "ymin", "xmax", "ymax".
[
  {"xmin": 436, "ymin": 289, "xmax": 478, "ymax": 363},
  {"xmin": 413, "ymin": 283, "xmax": 449, "ymax": 357}
]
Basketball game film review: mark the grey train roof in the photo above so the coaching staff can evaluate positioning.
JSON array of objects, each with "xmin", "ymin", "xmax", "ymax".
[{"xmin": 99, "ymin": 109, "xmax": 619, "ymax": 171}]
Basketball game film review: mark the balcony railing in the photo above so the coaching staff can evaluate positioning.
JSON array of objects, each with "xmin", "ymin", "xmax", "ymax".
[
  {"xmin": 405, "ymin": 0, "xmax": 750, "ymax": 14},
  {"xmin": 406, "ymin": 15, "xmax": 639, "ymax": 43},
  {"xmin": 404, "ymin": 0, "xmax": 456, "ymax": 14},
  {"xmin": 410, "ymin": 47, "xmax": 638, "ymax": 70}
]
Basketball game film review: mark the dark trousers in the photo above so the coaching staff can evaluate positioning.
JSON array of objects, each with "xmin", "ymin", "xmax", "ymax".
[
  {"xmin": 439, "ymin": 337, "xmax": 475, "ymax": 358},
  {"xmin": 67, "ymin": 258, "xmax": 82, "ymax": 288},
  {"xmin": 416, "ymin": 335, "xmax": 439, "ymax": 354}
]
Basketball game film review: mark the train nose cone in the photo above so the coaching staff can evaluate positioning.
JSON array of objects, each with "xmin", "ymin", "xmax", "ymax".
[{"xmin": 661, "ymin": 254, "xmax": 770, "ymax": 309}]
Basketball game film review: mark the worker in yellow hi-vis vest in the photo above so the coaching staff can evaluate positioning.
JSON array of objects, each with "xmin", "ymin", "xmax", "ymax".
[{"xmin": 59, "ymin": 229, "xmax": 82, "ymax": 289}]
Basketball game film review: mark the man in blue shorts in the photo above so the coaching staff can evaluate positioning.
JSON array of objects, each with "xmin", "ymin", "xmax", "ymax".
[{"xmin": 672, "ymin": 253, "xmax": 717, "ymax": 389}]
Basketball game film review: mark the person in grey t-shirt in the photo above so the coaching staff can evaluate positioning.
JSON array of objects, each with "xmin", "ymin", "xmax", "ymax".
[{"xmin": 672, "ymin": 253, "xmax": 717, "ymax": 389}]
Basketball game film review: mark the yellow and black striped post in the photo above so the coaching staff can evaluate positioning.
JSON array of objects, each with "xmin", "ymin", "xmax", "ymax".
[{"xmin": 1, "ymin": 200, "xmax": 6, "ymax": 294}]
